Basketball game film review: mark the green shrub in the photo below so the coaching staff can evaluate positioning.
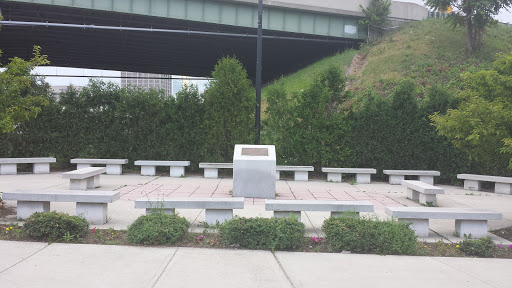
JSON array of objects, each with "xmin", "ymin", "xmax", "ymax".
[
  {"xmin": 127, "ymin": 213, "xmax": 189, "ymax": 245},
  {"xmin": 459, "ymin": 237, "xmax": 495, "ymax": 258},
  {"xmin": 23, "ymin": 211, "xmax": 89, "ymax": 241},
  {"xmin": 322, "ymin": 216, "xmax": 417, "ymax": 255},
  {"xmin": 220, "ymin": 216, "xmax": 305, "ymax": 250}
]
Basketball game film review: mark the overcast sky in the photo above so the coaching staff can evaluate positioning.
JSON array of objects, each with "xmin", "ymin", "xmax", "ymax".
[{"xmin": 32, "ymin": 0, "xmax": 512, "ymax": 87}]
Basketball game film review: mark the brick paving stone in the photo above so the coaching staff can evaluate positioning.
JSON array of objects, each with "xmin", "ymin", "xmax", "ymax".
[
  {"xmin": 212, "ymin": 194, "xmax": 233, "ymax": 198},
  {"xmin": 315, "ymin": 197, "xmax": 336, "ymax": 201},
  {"xmin": 168, "ymin": 193, "xmax": 192, "ymax": 198},
  {"xmin": 189, "ymin": 194, "xmax": 213, "ymax": 198}
]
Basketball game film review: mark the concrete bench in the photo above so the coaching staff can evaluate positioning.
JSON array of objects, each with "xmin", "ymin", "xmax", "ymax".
[
  {"xmin": 458, "ymin": 174, "xmax": 512, "ymax": 195},
  {"xmin": 383, "ymin": 170, "xmax": 440, "ymax": 185},
  {"xmin": 402, "ymin": 180, "xmax": 444, "ymax": 205},
  {"xmin": 265, "ymin": 200, "xmax": 374, "ymax": 221},
  {"xmin": 70, "ymin": 158, "xmax": 128, "ymax": 175},
  {"xmin": 276, "ymin": 166, "xmax": 314, "ymax": 181},
  {"xmin": 134, "ymin": 160, "xmax": 190, "ymax": 177},
  {"xmin": 385, "ymin": 206, "xmax": 502, "ymax": 238},
  {"xmin": 321, "ymin": 168, "xmax": 377, "ymax": 184},
  {"xmin": 2, "ymin": 190, "xmax": 120, "ymax": 224},
  {"xmin": 134, "ymin": 197, "xmax": 244, "ymax": 225},
  {"xmin": 62, "ymin": 167, "xmax": 106, "ymax": 190},
  {"xmin": 199, "ymin": 163, "xmax": 233, "ymax": 179},
  {"xmin": 0, "ymin": 157, "xmax": 56, "ymax": 175}
]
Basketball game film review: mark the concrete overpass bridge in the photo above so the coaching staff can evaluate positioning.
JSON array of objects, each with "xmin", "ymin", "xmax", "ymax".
[{"xmin": 0, "ymin": 0, "xmax": 427, "ymax": 82}]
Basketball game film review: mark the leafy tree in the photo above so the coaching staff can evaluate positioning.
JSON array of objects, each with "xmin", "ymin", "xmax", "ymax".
[
  {"xmin": 430, "ymin": 52, "xmax": 512, "ymax": 172},
  {"xmin": 359, "ymin": 0, "xmax": 392, "ymax": 41},
  {"xmin": 292, "ymin": 65, "xmax": 351, "ymax": 170},
  {"xmin": 424, "ymin": 0, "xmax": 512, "ymax": 52},
  {"xmin": 262, "ymin": 82, "xmax": 296, "ymax": 163},
  {"xmin": 203, "ymin": 56, "xmax": 255, "ymax": 162},
  {"xmin": 0, "ymin": 46, "xmax": 50, "ymax": 133},
  {"xmin": 173, "ymin": 84, "xmax": 205, "ymax": 170}
]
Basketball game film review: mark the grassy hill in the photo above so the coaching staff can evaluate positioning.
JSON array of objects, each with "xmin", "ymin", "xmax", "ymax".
[{"xmin": 262, "ymin": 18, "xmax": 512, "ymax": 100}]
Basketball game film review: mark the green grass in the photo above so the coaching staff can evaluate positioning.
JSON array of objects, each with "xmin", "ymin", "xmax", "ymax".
[
  {"xmin": 263, "ymin": 18, "xmax": 512, "ymax": 99},
  {"xmin": 262, "ymin": 49, "xmax": 357, "ymax": 99},
  {"xmin": 355, "ymin": 19, "xmax": 512, "ymax": 95}
]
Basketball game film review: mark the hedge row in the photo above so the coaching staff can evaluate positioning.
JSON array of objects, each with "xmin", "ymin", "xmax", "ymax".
[{"xmin": 1, "ymin": 60, "xmax": 508, "ymax": 181}]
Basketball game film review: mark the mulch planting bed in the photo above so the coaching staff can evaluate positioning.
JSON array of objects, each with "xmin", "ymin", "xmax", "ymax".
[{"xmin": 2, "ymin": 224, "xmax": 512, "ymax": 258}]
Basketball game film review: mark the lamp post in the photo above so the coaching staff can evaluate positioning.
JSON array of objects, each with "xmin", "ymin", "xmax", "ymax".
[{"xmin": 255, "ymin": 0, "xmax": 263, "ymax": 144}]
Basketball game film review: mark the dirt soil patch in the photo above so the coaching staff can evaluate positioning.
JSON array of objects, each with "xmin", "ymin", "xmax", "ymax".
[{"xmin": 492, "ymin": 226, "xmax": 512, "ymax": 242}]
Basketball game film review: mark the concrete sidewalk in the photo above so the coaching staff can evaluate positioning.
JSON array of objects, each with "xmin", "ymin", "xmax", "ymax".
[
  {"xmin": 2, "ymin": 173, "xmax": 512, "ymax": 243},
  {"xmin": 1, "ymin": 240, "xmax": 512, "ymax": 288}
]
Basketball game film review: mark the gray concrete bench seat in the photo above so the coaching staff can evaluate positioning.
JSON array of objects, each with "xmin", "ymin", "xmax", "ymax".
[
  {"xmin": 134, "ymin": 160, "xmax": 190, "ymax": 177},
  {"xmin": 134, "ymin": 197, "xmax": 244, "ymax": 225},
  {"xmin": 62, "ymin": 167, "xmax": 106, "ymax": 190},
  {"xmin": 2, "ymin": 190, "xmax": 120, "ymax": 224},
  {"xmin": 265, "ymin": 199, "xmax": 374, "ymax": 221},
  {"xmin": 70, "ymin": 158, "xmax": 128, "ymax": 175},
  {"xmin": 385, "ymin": 206, "xmax": 502, "ymax": 238},
  {"xmin": 383, "ymin": 170, "xmax": 440, "ymax": 185},
  {"xmin": 402, "ymin": 180, "xmax": 444, "ymax": 205},
  {"xmin": 199, "ymin": 163, "xmax": 233, "ymax": 179},
  {"xmin": 0, "ymin": 157, "xmax": 56, "ymax": 175},
  {"xmin": 321, "ymin": 168, "xmax": 377, "ymax": 184},
  {"xmin": 276, "ymin": 166, "xmax": 314, "ymax": 181},
  {"xmin": 458, "ymin": 174, "xmax": 512, "ymax": 195}
]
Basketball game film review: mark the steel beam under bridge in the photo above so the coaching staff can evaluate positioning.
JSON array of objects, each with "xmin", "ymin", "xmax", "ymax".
[{"xmin": 0, "ymin": 0, "xmax": 364, "ymax": 81}]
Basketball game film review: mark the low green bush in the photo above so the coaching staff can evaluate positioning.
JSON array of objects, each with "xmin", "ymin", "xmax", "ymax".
[
  {"xmin": 127, "ymin": 213, "xmax": 189, "ymax": 245},
  {"xmin": 220, "ymin": 216, "xmax": 305, "ymax": 250},
  {"xmin": 459, "ymin": 237, "xmax": 495, "ymax": 258},
  {"xmin": 322, "ymin": 216, "xmax": 417, "ymax": 255},
  {"xmin": 23, "ymin": 211, "xmax": 89, "ymax": 241}
]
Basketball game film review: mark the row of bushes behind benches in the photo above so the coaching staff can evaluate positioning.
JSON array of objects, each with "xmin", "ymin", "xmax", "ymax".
[{"xmin": 1, "ymin": 57, "xmax": 509, "ymax": 183}]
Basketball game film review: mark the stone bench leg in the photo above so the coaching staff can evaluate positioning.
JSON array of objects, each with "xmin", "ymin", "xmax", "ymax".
[
  {"xmin": 495, "ymin": 183, "xmax": 512, "ymax": 195},
  {"xmin": 170, "ymin": 166, "xmax": 185, "ymax": 177},
  {"xmin": 389, "ymin": 175, "xmax": 404, "ymax": 185},
  {"xmin": 274, "ymin": 211, "xmax": 301, "ymax": 222},
  {"xmin": 294, "ymin": 171, "xmax": 309, "ymax": 181},
  {"xmin": 106, "ymin": 164, "xmax": 122, "ymax": 175},
  {"xmin": 205, "ymin": 209, "xmax": 233, "ymax": 225},
  {"xmin": 407, "ymin": 188, "xmax": 419, "ymax": 201},
  {"xmin": 0, "ymin": 164, "xmax": 17, "ymax": 175},
  {"xmin": 464, "ymin": 180, "xmax": 481, "ymax": 191},
  {"xmin": 356, "ymin": 173, "xmax": 371, "ymax": 184},
  {"xmin": 141, "ymin": 166, "xmax": 156, "ymax": 176},
  {"xmin": 327, "ymin": 173, "xmax": 342, "ymax": 183},
  {"xmin": 418, "ymin": 175, "xmax": 434, "ymax": 185},
  {"xmin": 455, "ymin": 220, "xmax": 488, "ymax": 239},
  {"xmin": 204, "ymin": 168, "xmax": 219, "ymax": 179},
  {"xmin": 70, "ymin": 179, "xmax": 88, "ymax": 190},
  {"xmin": 17, "ymin": 201, "xmax": 50, "ymax": 219},
  {"xmin": 76, "ymin": 202, "xmax": 108, "ymax": 225},
  {"xmin": 146, "ymin": 208, "xmax": 175, "ymax": 215},
  {"xmin": 276, "ymin": 171, "xmax": 280, "ymax": 181},
  {"xmin": 86, "ymin": 175, "xmax": 101, "ymax": 189},
  {"xmin": 33, "ymin": 163, "xmax": 50, "ymax": 174},
  {"xmin": 399, "ymin": 218, "xmax": 429, "ymax": 237},
  {"xmin": 331, "ymin": 212, "xmax": 360, "ymax": 218},
  {"xmin": 77, "ymin": 164, "xmax": 92, "ymax": 170},
  {"xmin": 419, "ymin": 193, "xmax": 437, "ymax": 205}
]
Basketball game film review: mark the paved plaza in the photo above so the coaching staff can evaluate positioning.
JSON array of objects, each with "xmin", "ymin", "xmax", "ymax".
[
  {"xmin": 2, "ymin": 172, "xmax": 512, "ymax": 241},
  {"xmin": 2, "ymin": 172, "xmax": 512, "ymax": 287}
]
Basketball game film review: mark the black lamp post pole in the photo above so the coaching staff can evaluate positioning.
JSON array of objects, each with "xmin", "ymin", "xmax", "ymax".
[{"xmin": 255, "ymin": 0, "xmax": 263, "ymax": 144}]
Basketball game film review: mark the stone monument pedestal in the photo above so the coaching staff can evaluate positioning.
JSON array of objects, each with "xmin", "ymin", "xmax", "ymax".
[{"xmin": 233, "ymin": 144, "xmax": 276, "ymax": 199}]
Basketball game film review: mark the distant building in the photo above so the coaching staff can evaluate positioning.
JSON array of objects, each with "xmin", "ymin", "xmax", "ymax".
[
  {"xmin": 172, "ymin": 78, "xmax": 184, "ymax": 96},
  {"xmin": 120, "ymin": 72, "xmax": 173, "ymax": 97},
  {"xmin": 51, "ymin": 85, "xmax": 83, "ymax": 101}
]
